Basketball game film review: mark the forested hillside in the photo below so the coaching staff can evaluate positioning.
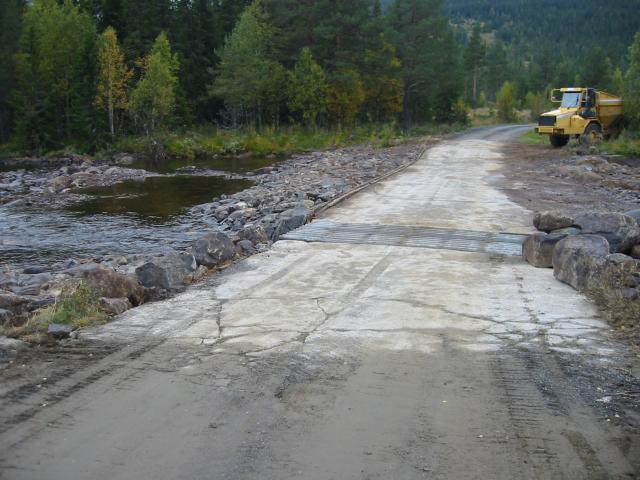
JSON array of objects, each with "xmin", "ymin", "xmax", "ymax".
[
  {"xmin": 444, "ymin": 0, "xmax": 640, "ymax": 64},
  {"xmin": 0, "ymin": 0, "xmax": 639, "ymax": 153}
]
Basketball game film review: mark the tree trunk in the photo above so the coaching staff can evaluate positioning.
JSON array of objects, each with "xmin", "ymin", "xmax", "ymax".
[
  {"xmin": 473, "ymin": 68, "xmax": 478, "ymax": 104},
  {"xmin": 402, "ymin": 81, "xmax": 412, "ymax": 131},
  {"xmin": 108, "ymin": 93, "xmax": 115, "ymax": 137}
]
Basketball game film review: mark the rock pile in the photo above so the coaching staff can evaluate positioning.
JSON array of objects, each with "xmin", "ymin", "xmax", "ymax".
[{"xmin": 524, "ymin": 210, "xmax": 640, "ymax": 325}]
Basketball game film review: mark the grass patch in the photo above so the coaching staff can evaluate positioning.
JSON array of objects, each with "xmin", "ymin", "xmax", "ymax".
[
  {"xmin": 519, "ymin": 129, "xmax": 549, "ymax": 146},
  {"xmin": 107, "ymin": 123, "xmax": 466, "ymax": 160},
  {"xmin": 1, "ymin": 281, "xmax": 108, "ymax": 341},
  {"xmin": 602, "ymin": 131, "xmax": 640, "ymax": 157}
]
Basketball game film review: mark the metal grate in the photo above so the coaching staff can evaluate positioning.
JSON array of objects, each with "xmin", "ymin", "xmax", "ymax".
[{"xmin": 282, "ymin": 220, "xmax": 527, "ymax": 256}]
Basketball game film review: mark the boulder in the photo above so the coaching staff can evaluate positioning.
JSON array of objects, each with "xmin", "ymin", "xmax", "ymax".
[
  {"xmin": 631, "ymin": 245, "xmax": 640, "ymax": 260},
  {"xmin": 236, "ymin": 239, "xmax": 256, "ymax": 254},
  {"xmin": 624, "ymin": 209, "xmax": 640, "ymax": 225},
  {"xmin": 80, "ymin": 266, "xmax": 145, "ymax": 306},
  {"xmin": 135, "ymin": 250, "xmax": 197, "ymax": 290},
  {"xmin": 0, "ymin": 336, "xmax": 27, "ymax": 359},
  {"xmin": 99, "ymin": 297, "xmax": 132, "ymax": 316},
  {"xmin": 237, "ymin": 225, "xmax": 269, "ymax": 245},
  {"xmin": 585, "ymin": 254, "xmax": 640, "ymax": 300},
  {"xmin": 47, "ymin": 323, "xmax": 72, "ymax": 339},
  {"xmin": 533, "ymin": 211, "xmax": 575, "ymax": 233},
  {"xmin": 272, "ymin": 206, "xmax": 312, "ymax": 240},
  {"xmin": 552, "ymin": 235, "xmax": 610, "ymax": 291},
  {"xmin": 193, "ymin": 232, "xmax": 235, "ymax": 268},
  {"xmin": 550, "ymin": 227, "xmax": 581, "ymax": 236},
  {"xmin": 0, "ymin": 309, "xmax": 13, "ymax": 322},
  {"xmin": 23, "ymin": 266, "xmax": 47, "ymax": 274},
  {"xmin": 573, "ymin": 212, "xmax": 640, "ymax": 253},
  {"xmin": 0, "ymin": 293, "xmax": 30, "ymax": 314},
  {"xmin": 523, "ymin": 233, "xmax": 566, "ymax": 268}
]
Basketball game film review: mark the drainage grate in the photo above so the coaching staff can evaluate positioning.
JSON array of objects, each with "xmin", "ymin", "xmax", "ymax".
[{"xmin": 281, "ymin": 220, "xmax": 527, "ymax": 256}]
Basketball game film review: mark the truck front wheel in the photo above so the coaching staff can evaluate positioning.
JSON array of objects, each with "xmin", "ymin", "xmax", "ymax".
[{"xmin": 549, "ymin": 134, "xmax": 569, "ymax": 148}]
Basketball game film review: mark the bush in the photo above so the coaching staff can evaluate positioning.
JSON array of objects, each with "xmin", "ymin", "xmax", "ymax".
[{"xmin": 32, "ymin": 281, "xmax": 107, "ymax": 331}]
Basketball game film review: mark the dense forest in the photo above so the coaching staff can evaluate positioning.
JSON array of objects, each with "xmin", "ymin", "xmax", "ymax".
[{"xmin": 0, "ymin": 0, "xmax": 639, "ymax": 152}]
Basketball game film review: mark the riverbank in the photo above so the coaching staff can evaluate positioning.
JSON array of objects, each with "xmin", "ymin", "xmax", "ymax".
[{"xmin": 0, "ymin": 136, "xmax": 433, "ymax": 342}]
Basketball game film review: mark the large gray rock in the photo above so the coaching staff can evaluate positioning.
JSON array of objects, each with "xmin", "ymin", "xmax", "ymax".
[
  {"xmin": 272, "ymin": 206, "xmax": 312, "ymax": 240},
  {"xmin": 80, "ymin": 266, "xmax": 145, "ymax": 306},
  {"xmin": 624, "ymin": 209, "xmax": 640, "ymax": 225},
  {"xmin": 99, "ymin": 297, "xmax": 132, "ymax": 315},
  {"xmin": 552, "ymin": 235, "xmax": 610, "ymax": 291},
  {"xmin": 533, "ymin": 211, "xmax": 575, "ymax": 233},
  {"xmin": 237, "ymin": 225, "xmax": 269, "ymax": 245},
  {"xmin": 0, "ymin": 293, "xmax": 31, "ymax": 314},
  {"xmin": 573, "ymin": 212, "xmax": 640, "ymax": 253},
  {"xmin": 523, "ymin": 233, "xmax": 565, "ymax": 268},
  {"xmin": 584, "ymin": 254, "xmax": 640, "ymax": 301},
  {"xmin": 192, "ymin": 232, "xmax": 235, "ymax": 268},
  {"xmin": 135, "ymin": 250, "xmax": 197, "ymax": 290}
]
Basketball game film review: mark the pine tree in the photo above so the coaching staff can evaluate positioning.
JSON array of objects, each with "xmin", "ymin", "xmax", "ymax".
[
  {"xmin": 625, "ymin": 32, "xmax": 640, "ymax": 130},
  {"xmin": 0, "ymin": 0, "xmax": 25, "ymax": 143},
  {"xmin": 209, "ymin": 0, "xmax": 285, "ymax": 128},
  {"xmin": 361, "ymin": 35, "xmax": 404, "ymax": 122},
  {"xmin": 612, "ymin": 68, "xmax": 624, "ymax": 96},
  {"xmin": 129, "ymin": 32, "xmax": 179, "ymax": 135},
  {"xmin": 463, "ymin": 24, "xmax": 485, "ymax": 104},
  {"xmin": 287, "ymin": 47, "xmax": 328, "ymax": 128},
  {"xmin": 388, "ymin": 0, "xmax": 460, "ymax": 127},
  {"xmin": 327, "ymin": 69, "xmax": 365, "ymax": 127},
  {"xmin": 96, "ymin": 27, "xmax": 132, "ymax": 137},
  {"xmin": 13, "ymin": 0, "xmax": 98, "ymax": 150},
  {"xmin": 581, "ymin": 47, "xmax": 613, "ymax": 90}
]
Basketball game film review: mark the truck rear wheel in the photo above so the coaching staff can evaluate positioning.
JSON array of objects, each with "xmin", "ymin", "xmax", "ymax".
[
  {"xmin": 549, "ymin": 134, "xmax": 569, "ymax": 148},
  {"xmin": 580, "ymin": 123, "xmax": 602, "ymax": 145}
]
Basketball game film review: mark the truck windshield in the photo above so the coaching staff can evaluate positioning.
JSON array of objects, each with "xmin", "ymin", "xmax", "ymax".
[{"xmin": 561, "ymin": 92, "xmax": 581, "ymax": 107}]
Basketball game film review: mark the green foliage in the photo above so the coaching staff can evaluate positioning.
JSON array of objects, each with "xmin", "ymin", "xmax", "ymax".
[
  {"xmin": 603, "ymin": 131, "xmax": 640, "ymax": 157},
  {"xmin": 33, "ymin": 281, "xmax": 107, "ymax": 330},
  {"xmin": 210, "ymin": 0, "xmax": 285, "ymax": 128},
  {"xmin": 519, "ymin": 129, "xmax": 548, "ymax": 146},
  {"xmin": 463, "ymin": 24, "xmax": 485, "ymax": 104},
  {"xmin": 327, "ymin": 70, "xmax": 366, "ymax": 127},
  {"xmin": 496, "ymin": 81, "xmax": 517, "ymax": 122},
  {"xmin": 0, "ymin": 0, "xmax": 25, "ymax": 144},
  {"xmin": 525, "ymin": 91, "xmax": 548, "ymax": 121},
  {"xmin": 287, "ymin": 48, "xmax": 329, "ymax": 127},
  {"xmin": 450, "ymin": 98, "xmax": 470, "ymax": 124},
  {"xmin": 361, "ymin": 36, "xmax": 404, "ymax": 122},
  {"xmin": 388, "ymin": 0, "xmax": 462, "ymax": 127},
  {"xmin": 625, "ymin": 32, "xmax": 640, "ymax": 131},
  {"xmin": 129, "ymin": 32, "xmax": 179, "ymax": 135},
  {"xmin": 13, "ymin": 0, "xmax": 98, "ymax": 151},
  {"xmin": 96, "ymin": 27, "xmax": 132, "ymax": 136}
]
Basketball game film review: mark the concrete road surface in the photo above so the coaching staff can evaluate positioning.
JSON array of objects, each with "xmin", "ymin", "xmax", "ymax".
[{"xmin": 1, "ymin": 125, "xmax": 638, "ymax": 479}]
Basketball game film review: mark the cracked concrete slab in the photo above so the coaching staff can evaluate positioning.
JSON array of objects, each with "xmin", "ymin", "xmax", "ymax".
[{"xmin": 10, "ymin": 126, "xmax": 637, "ymax": 480}]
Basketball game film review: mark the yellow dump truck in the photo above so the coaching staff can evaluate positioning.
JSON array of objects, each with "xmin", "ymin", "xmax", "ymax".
[{"xmin": 535, "ymin": 88, "xmax": 624, "ymax": 147}]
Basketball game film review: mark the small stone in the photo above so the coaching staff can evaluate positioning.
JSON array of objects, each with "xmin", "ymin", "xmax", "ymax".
[
  {"xmin": 47, "ymin": 324, "xmax": 72, "ymax": 339},
  {"xmin": 236, "ymin": 239, "xmax": 256, "ymax": 254},
  {"xmin": 22, "ymin": 266, "xmax": 47, "ymax": 275}
]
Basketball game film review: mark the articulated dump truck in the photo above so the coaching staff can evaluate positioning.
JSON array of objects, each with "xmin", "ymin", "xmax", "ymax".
[{"xmin": 535, "ymin": 88, "xmax": 623, "ymax": 147}]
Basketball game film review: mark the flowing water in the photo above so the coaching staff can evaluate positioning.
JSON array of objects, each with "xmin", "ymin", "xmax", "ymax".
[{"xmin": 0, "ymin": 157, "xmax": 273, "ymax": 271}]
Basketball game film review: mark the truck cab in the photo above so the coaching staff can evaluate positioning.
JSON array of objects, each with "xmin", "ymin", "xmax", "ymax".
[{"xmin": 535, "ymin": 88, "xmax": 623, "ymax": 147}]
